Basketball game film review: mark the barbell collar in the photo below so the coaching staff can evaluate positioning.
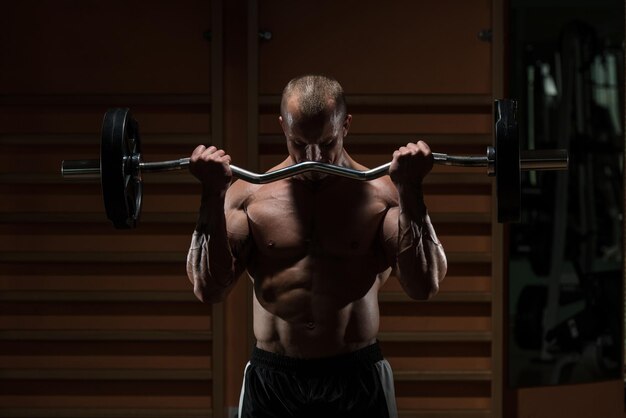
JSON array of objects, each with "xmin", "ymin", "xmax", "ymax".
[{"xmin": 487, "ymin": 146, "xmax": 496, "ymax": 177}]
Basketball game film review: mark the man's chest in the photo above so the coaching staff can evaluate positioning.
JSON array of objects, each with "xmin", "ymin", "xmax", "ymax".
[{"xmin": 245, "ymin": 181, "xmax": 389, "ymax": 258}]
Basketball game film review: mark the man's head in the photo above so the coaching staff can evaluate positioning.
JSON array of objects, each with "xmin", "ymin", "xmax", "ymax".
[{"xmin": 279, "ymin": 75, "xmax": 351, "ymax": 175}]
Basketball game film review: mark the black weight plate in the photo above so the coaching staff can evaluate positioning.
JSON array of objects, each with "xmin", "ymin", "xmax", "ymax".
[
  {"xmin": 101, "ymin": 108, "xmax": 142, "ymax": 229},
  {"xmin": 494, "ymin": 100, "xmax": 521, "ymax": 223}
]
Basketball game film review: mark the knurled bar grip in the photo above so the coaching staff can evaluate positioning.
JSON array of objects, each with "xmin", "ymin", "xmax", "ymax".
[{"xmin": 61, "ymin": 149, "xmax": 569, "ymax": 184}]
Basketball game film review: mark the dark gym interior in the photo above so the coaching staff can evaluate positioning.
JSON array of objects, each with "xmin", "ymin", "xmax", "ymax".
[{"xmin": 0, "ymin": 1, "xmax": 624, "ymax": 417}]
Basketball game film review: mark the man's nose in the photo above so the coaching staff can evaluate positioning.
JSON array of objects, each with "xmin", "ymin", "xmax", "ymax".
[{"xmin": 305, "ymin": 144, "xmax": 322, "ymax": 161}]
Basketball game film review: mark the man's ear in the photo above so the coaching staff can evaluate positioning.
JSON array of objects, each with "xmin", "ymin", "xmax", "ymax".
[
  {"xmin": 343, "ymin": 114, "xmax": 352, "ymax": 137},
  {"xmin": 279, "ymin": 115, "xmax": 288, "ymax": 135}
]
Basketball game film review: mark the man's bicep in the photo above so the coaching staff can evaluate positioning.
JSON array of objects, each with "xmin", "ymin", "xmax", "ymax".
[
  {"xmin": 226, "ymin": 207, "xmax": 250, "ymax": 245},
  {"xmin": 381, "ymin": 206, "xmax": 400, "ymax": 268},
  {"xmin": 224, "ymin": 182, "xmax": 252, "ymax": 246},
  {"xmin": 226, "ymin": 207, "xmax": 251, "ymax": 274},
  {"xmin": 222, "ymin": 180, "xmax": 253, "ymax": 270}
]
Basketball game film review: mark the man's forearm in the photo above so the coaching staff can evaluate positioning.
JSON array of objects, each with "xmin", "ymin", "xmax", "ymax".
[
  {"xmin": 187, "ymin": 190, "xmax": 237, "ymax": 303},
  {"xmin": 395, "ymin": 185, "xmax": 447, "ymax": 300}
]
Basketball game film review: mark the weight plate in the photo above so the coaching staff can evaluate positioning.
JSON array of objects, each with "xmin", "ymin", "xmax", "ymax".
[
  {"xmin": 495, "ymin": 100, "xmax": 521, "ymax": 223},
  {"xmin": 101, "ymin": 108, "xmax": 142, "ymax": 229}
]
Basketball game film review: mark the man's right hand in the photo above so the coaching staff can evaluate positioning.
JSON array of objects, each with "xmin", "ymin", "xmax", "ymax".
[{"xmin": 189, "ymin": 145, "xmax": 233, "ymax": 196}]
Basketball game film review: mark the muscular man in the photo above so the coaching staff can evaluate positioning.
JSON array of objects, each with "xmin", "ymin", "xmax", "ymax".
[{"xmin": 187, "ymin": 75, "xmax": 447, "ymax": 418}]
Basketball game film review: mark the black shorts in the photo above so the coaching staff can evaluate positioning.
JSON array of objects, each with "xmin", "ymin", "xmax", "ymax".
[{"xmin": 238, "ymin": 342, "xmax": 398, "ymax": 418}]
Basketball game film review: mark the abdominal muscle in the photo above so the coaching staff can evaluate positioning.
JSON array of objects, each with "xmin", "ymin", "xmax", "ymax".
[{"xmin": 249, "ymin": 253, "xmax": 387, "ymax": 358}]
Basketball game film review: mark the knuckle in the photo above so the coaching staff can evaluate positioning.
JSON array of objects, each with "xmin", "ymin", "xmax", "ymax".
[{"xmin": 191, "ymin": 145, "xmax": 205, "ymax": 159}]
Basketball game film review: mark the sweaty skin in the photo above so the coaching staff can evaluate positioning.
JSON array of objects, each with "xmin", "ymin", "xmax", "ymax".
[{"xmin": 187, "ymin": 99, "xmax": 447, "ymax": 358}]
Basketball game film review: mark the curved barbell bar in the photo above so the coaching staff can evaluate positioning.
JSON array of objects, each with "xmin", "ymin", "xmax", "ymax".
[{"xmin": 62, "ymin": 148, "xmax": 569, "ymax": 184}]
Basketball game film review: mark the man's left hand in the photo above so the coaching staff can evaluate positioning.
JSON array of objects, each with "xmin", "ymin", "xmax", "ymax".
[{"xmin": 388, "ymin": 141, "xmax": 434, "ymax": 187}]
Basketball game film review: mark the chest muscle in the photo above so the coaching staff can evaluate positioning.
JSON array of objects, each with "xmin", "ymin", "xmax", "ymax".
[{"xmin": 246, "ymin": 181, "xmax": 388, "ymax": 259}]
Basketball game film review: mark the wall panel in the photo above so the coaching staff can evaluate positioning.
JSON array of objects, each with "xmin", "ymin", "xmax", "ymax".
[
  {"xmin": 0, "ymin": 2, "xmax": 216, "ymax": 418},
  {"xmin": 1, "ymin": 1, "xmax": 211, "ymax": 95},
  {"xmin": 258, "ymin": 0, "xmax": 491, "ymax": 95}
]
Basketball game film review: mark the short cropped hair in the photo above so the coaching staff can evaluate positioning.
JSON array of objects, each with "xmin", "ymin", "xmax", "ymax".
[{"xmin": 280, "ymin": 75, "xmax": 347, "ymax": 124}]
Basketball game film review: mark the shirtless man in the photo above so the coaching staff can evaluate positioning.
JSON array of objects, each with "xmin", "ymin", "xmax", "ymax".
[{"xmin": 186, "ymin": 75, "xmax": 447, "ymax": 418}]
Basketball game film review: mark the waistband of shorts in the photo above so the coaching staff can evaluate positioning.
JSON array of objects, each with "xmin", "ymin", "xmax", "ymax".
[{"xmin": 250, "ymin": 341, "xmax": 383, "ymax": 375}]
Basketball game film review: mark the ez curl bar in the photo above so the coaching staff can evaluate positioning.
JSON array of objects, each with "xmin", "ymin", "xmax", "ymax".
[{"xmin": 61, "ymin": 100, "xmax": 568, "ymax": 229}]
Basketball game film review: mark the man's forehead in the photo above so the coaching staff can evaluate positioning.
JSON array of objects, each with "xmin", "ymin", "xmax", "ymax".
[{"xmin": 288, "ymin": 117, "xmax": 335, "ymax": 140}]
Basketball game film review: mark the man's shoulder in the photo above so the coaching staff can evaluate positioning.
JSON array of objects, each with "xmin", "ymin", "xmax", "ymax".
[
  {"xmin": 348, "ymin": 158, "xmax": 398, "ymax": 206},
  {"xmin": 225, "ymin": 179, "xmax": 258, "ymax": 209},
  {"xmin": 225, "ymin": 157, "xmax": 292, "ymax": 209},
  {"xmin": 369, "ymin": 175, "xmax": 399, "ymax": 207}
]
